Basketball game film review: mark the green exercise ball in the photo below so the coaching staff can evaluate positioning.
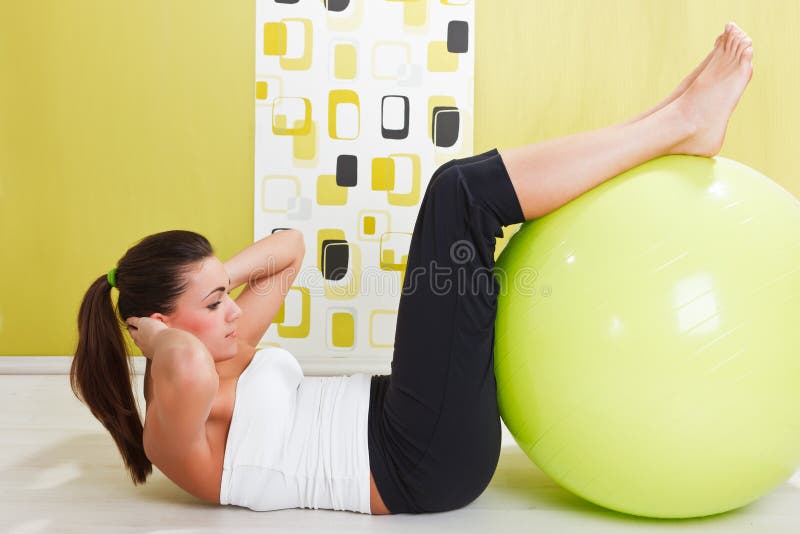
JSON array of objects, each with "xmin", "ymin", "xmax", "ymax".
[{"xmin": 494, "ymin": 155, "xmax": 800, "ymax": 518}]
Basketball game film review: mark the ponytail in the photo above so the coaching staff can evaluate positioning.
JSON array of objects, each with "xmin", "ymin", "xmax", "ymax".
[{"xmin": 70, "ymin": 274, "xmax": 152, "ymax": 484}]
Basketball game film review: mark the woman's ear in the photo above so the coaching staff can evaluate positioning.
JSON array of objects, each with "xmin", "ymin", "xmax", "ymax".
[{"xmin": 148, "ymin": 312, "xmax": 170, "ymax": 326}]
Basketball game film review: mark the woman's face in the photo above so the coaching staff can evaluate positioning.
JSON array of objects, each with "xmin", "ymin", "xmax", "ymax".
[{"xmin": 154, "ymin": 256, "xmax": 242, "ymax": 361}]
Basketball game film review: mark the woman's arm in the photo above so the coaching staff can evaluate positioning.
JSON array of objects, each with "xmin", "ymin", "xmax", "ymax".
[
  {"xmin": 150, "ymin": 331, "xmax": 218, "ymax": 457},
  {"xmin": 127, "ymin": 319, "xmax": 218, "ymax": 460},
  {"xmin": 225, "ymin": 229, "xmax": 305, "ymax": 288},
  {"xmin": 224, "ymin": 229, "xmax": 305, "ymax": 346}
]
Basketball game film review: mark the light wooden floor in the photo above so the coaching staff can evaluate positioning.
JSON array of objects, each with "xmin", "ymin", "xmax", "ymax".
[{"xmin": 2, "ymin": 374, "xmax": 799, "ymax": 533}]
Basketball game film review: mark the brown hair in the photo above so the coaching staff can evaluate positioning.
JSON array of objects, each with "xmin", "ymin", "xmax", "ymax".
[{"xmin": 70, "ymin": 230, "xmax": 213, "ymax": 484}]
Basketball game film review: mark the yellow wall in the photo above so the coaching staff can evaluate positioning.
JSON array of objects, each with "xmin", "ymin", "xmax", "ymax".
[{"xmin": 1, "ymin": 0, "xmax": 797, "ymax": 355}]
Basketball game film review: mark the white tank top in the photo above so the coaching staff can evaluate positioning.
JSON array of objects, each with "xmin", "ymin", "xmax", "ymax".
[{"xmin": 219, "ymin": 347, "xmax": 372, "ymax": 514}]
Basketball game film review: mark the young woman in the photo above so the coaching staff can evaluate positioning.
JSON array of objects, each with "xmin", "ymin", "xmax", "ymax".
[{"xmin": 71, "ymin": 23, "xmax": 754, "ymax": 515}]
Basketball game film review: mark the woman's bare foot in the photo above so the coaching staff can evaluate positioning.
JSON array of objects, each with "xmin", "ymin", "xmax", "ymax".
[
  {"xmin": 622, "ymin": 25, "xmax": 731, "ymax": 126},
  {"xmin": 667, "ymin": 22, "xmax": 754, "ymax": 157}
]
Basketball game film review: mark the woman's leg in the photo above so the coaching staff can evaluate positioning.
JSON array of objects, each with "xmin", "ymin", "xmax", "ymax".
[
  {"xmin": 369, "ymin": 148, "xmax": 525, "ymax": 514},
  {"xmin": 368, "ymin": 23, "xmax": 754, "ymax": 514},
  {"xmin": 502, "ymin": 22, "xmax": 754, "ymax": 220}
]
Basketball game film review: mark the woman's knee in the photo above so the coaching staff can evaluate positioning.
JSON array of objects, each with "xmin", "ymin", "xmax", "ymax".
[
  {"xmin": 427, "ymin": 160, "xmax": 463, "ymax": 192},
  {"xmin": 426, "ymin": 164, "xmax": 466, "ymax": 203}
]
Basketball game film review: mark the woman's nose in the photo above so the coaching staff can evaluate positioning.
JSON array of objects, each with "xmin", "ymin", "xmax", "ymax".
[{"xmin": 228, "ymin": 299, "xmax": 242, "ymax": 321}]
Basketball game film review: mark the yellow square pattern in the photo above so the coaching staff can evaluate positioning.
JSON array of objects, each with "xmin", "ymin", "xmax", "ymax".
[
  {"xmin": 264, "ymin": 22, "xmax": 287, "ymax": 56},
  {"xmin": 256, "ymin": 81, "xmax": 269, "ymax": 100},
  {"xmin": 331, "ymin": 312, "xmax": 355, "ymax": 348},
  {"xmin": 371, "ymin": 157, "xmax": 395, "ymax": 191},
  {"xmin": 427, "ymin": 41, "xmax": 458, "ymax": 72},
  {"xmin": 317, "ymin": 174, "xmax": 348, "ymax": 206},
  {"xmin": 363, "ymin": 216, "xmax": 376, "ymax": 235},
  {"xmin": 403, "ymin": 0, "xmax": 427, "ymax": 27},
  {"xmin": 293, "ymin": 120, "xmax": 317, "ymax": 161},
  {"xmin": 334, "ymin": 44, "xmax": 357, "ymax": 79}
]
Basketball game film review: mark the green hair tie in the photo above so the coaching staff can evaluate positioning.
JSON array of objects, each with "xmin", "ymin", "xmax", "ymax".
[{"xmin": 107, "ymin": 267, "xmax": 117, "ymax": 288}]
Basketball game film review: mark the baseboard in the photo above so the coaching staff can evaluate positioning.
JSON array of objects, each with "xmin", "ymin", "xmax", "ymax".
[{"xmin": 0, "ymin": 356, "xmax": 391, "ymax": 377}]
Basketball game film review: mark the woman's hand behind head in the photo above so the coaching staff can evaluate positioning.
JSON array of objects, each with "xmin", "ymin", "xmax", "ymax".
[{"xmin": 125, "ymin": 316, "xmax": 168, "ymax": 359}]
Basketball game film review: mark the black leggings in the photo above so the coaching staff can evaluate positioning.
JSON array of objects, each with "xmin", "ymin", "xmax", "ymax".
[{"xmin": 367, "ymin": 148, "xmax": 526, "ymax": 513}]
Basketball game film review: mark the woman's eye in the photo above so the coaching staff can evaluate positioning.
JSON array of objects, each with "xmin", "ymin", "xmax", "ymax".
[{"xmin": 208, "ymin": 301, "xmax": 222, "ymax": 310}]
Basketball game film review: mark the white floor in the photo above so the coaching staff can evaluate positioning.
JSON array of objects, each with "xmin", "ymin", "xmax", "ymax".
[{"xmin": 2, "ymin": 374, "xmax": 799, "ymax": 534}]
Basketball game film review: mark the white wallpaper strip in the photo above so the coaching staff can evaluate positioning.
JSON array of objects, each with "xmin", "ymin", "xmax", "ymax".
[{"xmin": 254, "ymin": 0, "xmax": 475, "ymax": 362}]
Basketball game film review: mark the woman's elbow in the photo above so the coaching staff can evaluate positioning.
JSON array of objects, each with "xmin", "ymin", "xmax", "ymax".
[
  {"xmin": 290, "ymin": 229, "xmax": 306, "ymax": 261},
  {"xmin": 154, "ymin": 342, "xmax": 216, "ymax": 388}
]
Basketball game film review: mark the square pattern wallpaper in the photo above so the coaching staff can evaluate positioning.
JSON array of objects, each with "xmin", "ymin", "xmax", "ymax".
[{"xmin": 254, "ymin": 0, "xmax": 475, "ymax": 361}]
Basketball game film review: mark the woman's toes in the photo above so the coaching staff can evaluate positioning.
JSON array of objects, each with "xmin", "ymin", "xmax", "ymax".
[
  {"xmin": 731, "ymin": 33, "xmax": 747, "ymax": 57},
  {"xmin": 724, "ymin": 29, "xmax": 736, "ymax": 52},
  {"xmin": 741, "ymin": 46, "xmax": 754, "ymax": 66},
  {"xmin": 736, "ymin": 37, "xmax": 753, "ymax": 59},
  {"xmin": 726, "ymin": 25, "xmax": 744, "ymax": 51}
]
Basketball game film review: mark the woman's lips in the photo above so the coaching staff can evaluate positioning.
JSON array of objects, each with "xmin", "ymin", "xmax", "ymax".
[{"xmin": 226, "ymin": 330, "xmax": 237, "ymax": 339}]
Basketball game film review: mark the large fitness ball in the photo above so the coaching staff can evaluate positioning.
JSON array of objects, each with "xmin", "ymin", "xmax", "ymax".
[{"xmin": 494, "ymin": 155, "xmax": 800, "ymax": 518}]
